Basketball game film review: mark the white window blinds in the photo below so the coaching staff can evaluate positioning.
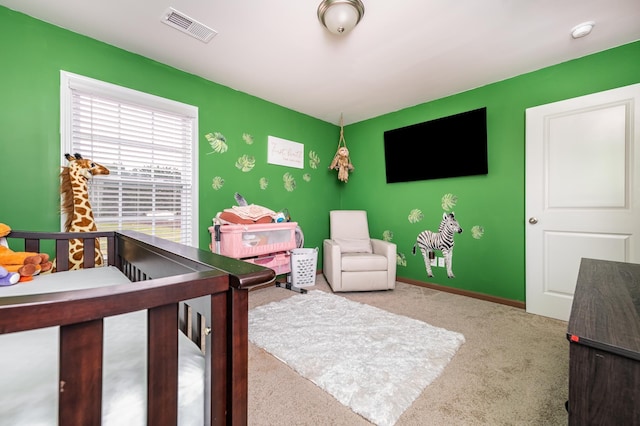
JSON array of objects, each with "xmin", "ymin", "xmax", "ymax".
[{"xmin": 60, "ymin": 71, "xmax": 198, "ymax": 246}]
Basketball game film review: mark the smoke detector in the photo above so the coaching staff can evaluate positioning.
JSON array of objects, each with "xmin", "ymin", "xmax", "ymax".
[{"xmin": 162, "ymin": 8, "xmax": 217, "ymax": 43}]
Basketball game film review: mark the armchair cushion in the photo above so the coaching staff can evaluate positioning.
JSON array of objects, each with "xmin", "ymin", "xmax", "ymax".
[
  {"xmin": 333, "ymin": 238, "xmax": 373, "ymax": 253},
  {"xmin": 341, "ymin": 252, "xmax": 388, "ymax": 271}
]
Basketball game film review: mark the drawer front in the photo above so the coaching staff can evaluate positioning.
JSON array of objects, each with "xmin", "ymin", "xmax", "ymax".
[{"xmin": 245, "ymin": 253, "xmax": 291, "ymax": 275}]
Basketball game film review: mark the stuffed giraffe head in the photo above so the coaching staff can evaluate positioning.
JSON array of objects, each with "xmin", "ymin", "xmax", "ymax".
[{"xmin": 59, "ymin": 153, "xmax": 110, "ymax": 270}]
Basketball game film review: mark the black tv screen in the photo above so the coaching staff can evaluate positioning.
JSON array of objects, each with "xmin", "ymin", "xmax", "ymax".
[{"xmin": 383, "ymin": 107, "xmax": 488, "ymax": 183}]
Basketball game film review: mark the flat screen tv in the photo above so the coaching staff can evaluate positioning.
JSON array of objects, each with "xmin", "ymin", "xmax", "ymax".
[{"xmin": 383, "ymin": 107, "xmax": 488, "ymax": 183}]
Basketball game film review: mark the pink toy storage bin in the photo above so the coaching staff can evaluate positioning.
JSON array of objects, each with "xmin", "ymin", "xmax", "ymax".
[
  {"xmin": 210, "ymin": 222, "xmax": 298, "ymax": 259},
  {"xmin": 245, "ymin": 252, "xmax": 291, "ymax": 275}
]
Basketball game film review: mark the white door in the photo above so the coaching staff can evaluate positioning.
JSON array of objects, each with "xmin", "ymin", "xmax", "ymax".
[{"xmin": 525, "ymin": 83, "xmax": 640, "ymax": 321}]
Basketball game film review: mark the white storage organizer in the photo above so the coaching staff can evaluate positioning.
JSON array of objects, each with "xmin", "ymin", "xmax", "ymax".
[{"xmin": 290, "ymin": 247, "xmax": 318, "ymax": 287}]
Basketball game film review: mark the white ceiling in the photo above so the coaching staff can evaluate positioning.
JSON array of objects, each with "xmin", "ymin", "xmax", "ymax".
[{"xmin": 2, "ymin": 0, "xmax": 639, "ymax": 125}]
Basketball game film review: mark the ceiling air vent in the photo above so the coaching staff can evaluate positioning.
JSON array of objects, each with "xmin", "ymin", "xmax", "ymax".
[{"xmin": 162, "ymin": 7, "xmax": 217, "ymax": 43}]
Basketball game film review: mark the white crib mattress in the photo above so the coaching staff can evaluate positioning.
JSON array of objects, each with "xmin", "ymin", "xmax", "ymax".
[{"xmin": 0, "ymin": 267, "xmax": 205, "ymax": 426}]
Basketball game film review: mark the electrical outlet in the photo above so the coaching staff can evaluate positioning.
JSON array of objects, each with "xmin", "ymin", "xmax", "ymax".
[
  {"xmin": 438, "ymin": 257, "xmax": 445, "ymax": 267},
  {"xmin": 429, "ymin": 258, "xmax": 437, "ymax": 266}
]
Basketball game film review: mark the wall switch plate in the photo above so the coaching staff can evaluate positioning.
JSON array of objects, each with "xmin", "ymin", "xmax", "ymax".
[
  {"xmin": 438, "ymin": 257, "xmax": 445, "ymax": 267},
  {"xmin": 429, "ymin": 258, "xmax": 437, "ymax": 266}
]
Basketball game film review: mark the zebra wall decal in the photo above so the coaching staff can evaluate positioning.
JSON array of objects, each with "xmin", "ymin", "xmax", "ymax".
[{"xmin": 412, "ymin": 212, "xmax": 463, "ymax": 278}]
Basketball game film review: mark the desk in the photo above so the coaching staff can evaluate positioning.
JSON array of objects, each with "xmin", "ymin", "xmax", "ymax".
[{"xmin": 567, "ymin": 258, "xmax": 640, "ymax": 425}]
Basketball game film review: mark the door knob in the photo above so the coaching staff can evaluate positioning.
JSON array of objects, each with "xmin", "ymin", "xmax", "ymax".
[{"xmin": 528, "ymin": 217, "xmax": 538, "ymax": 224}]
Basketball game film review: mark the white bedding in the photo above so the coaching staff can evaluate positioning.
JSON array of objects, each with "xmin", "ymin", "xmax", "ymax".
[{"xmin": 0, "ymin": 267, "xmax": 205, "ymax": 426}]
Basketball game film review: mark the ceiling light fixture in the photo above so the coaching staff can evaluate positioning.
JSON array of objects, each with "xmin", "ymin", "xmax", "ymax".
[
  {"xmin": 571, "ymin": 21, "xmax": 595, "ymax": 39},
  {"xmin": 317, "ymin": 0, "xmax": 365, "ymax": 35}
]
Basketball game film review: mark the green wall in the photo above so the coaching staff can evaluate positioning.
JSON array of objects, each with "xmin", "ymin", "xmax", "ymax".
[
  {"xmin": 0, "ymin": 6, "xmax": 341, "ymax": 257},
  {"xmin": 1, "ymin": 5, "xmax": 639, "ymax": 303},
  {"xmin": 343, "ymin": 41, "xmax": 640, "ymax": 301}
]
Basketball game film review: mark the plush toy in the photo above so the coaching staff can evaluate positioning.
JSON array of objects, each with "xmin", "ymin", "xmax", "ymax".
[
  {"xmin": 0, "ymin": 266, "xmax": 19, "ymax": 286},
  {"xmin": 0, "ymin": 223, "xmax": 53, "ymax": 282},
  {"xmin": 329, "ymin": 146, "xmax": 354, "ymax": 183},
  {"xmin": 0, "ymin": 223, "xmax": 10, "ymax": 241},
  {"xmin": 328, "ymin": 116, "xmax": 355, "ymax": 183}
]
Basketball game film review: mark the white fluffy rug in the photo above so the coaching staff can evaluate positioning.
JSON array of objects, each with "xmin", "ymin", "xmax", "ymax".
[{"xmin": 248, "ymin": 290, "xmax": 465, "ymax": 426}]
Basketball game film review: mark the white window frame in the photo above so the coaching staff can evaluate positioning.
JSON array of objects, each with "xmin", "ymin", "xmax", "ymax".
[{"xmin": 60, "ymin": 70, "xmax": 199, "ymax": 246}]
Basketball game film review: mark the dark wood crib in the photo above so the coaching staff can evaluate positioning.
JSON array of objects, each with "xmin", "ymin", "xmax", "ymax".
[{"xmin": 0, "ymin": 229, "xmax": 275, "ymax": 426}]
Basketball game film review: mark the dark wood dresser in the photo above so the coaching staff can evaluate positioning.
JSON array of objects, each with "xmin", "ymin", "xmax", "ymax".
[{"xmin": 567, "ymin": 258, "xmax": 640, "ymax": 425}]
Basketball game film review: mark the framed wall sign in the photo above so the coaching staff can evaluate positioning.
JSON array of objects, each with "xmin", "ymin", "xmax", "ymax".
[{"xmin": 268, "ymin": 136, "xmax": 304, "ymax": 169}]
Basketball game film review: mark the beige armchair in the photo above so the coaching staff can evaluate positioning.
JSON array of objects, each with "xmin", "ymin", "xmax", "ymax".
[{"xmin": 323, "ymin": 210, "xmax": 396, "ymax": 292}]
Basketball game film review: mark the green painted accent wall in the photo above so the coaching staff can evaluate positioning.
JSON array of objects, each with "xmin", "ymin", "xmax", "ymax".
[
  {"xmin": 0, "ymin": 6, "xmax": 342, "ymax": 256},
  {"xmin": 342, "ymin": 41, "xmax": 640, "ymax": 301},
  {"xmin": 1, "ymin": 6, "xmax": 639, "ymax": 302}
]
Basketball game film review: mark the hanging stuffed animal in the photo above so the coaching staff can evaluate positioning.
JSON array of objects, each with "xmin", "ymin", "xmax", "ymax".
[
  {"xmin": 328, "ymin": 115, "xmax": 354, "ymax": 182},
  {"xmin": 329, "ymin": 146, "xmax": 354, "ymax": 182}
]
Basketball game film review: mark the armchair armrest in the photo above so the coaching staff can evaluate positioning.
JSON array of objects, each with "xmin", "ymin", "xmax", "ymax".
[
  {"xmin": 323, "ymin": 239, "xmax": 342, "ymax": 288},
  {"xmin": 371, "ymin": 239, "xmax": 397, "ymax": 288},
  {"xmin": 371, "ymin": 238, "xmax": 395, "ymax": 257}
]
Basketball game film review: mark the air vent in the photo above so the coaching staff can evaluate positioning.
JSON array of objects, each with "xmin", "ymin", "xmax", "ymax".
[{"xmin": 162, "ymin": 7, "xmax": 217, "ymax": 43}]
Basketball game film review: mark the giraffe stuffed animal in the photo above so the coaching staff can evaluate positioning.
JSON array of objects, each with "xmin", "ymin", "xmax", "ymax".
[{"xmin": 58, "ymin": 153, "xmax": 110, "ymax": 271}]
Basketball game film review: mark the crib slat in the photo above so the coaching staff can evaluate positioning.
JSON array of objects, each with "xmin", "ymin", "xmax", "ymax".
[
  {"xmin": 56, "ymin": 239, "xmax": 70, "ymax": 271},
  {"xmin": 148, "ymin": 303, "xmax": 179, "ymax": 425},
  {"xmin": 59, "ymin": 319, "xmax": 104, "ymax": 426},
  {"xmin": 105, "ymin": 234, "xmax": 116, "ymax": 266},
  {"xmin": 229, "ymin": 288, "xmax": 250, "ymax": 426},
  {"xmin": 184, "ymin": 303, "xmax": 193, "ymax": 341},
  {"xmin": 210, "ymin": 291, "xmax": 229, "ymax": 425},
  {"xmin": 83, "ymin": 237, "xmax": 96, "ymax": 268},
  {"xmin": 24, "ymin": 238, "xmax": 40, "ymax": 252}
]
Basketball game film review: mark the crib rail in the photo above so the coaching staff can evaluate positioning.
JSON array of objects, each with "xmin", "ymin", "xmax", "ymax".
[{"xmin": 0, "ymin": 230, "xmax": 276, "ymax": 426}]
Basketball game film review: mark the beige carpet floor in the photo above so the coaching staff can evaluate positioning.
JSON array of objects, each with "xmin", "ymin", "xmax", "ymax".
[{"xmin": 248, "ymin": 276, "xmax": 569, "ymax": 426}]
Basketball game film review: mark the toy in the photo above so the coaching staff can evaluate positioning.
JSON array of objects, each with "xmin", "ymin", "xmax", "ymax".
[
  {"xmin": 329, "ymin": 146, "xmax": 354, "ymax": 183},
  {"xmin": 59, "ymin": 153, "xmax": 110, "ymax": 270},
  {"xmin": 0, "ymin": 266, "xmax": 19, "ymax": 286},
  {"xmin": 0, "ymin": 223, "xmax": 10, "ymax": 241},
  {"xmin": 328, "ymin": 115, "xmax": 354, "ymax": 182},
  {"xmin": 0, "ymin": 223, "xmax": 53, "ymax": 282}
]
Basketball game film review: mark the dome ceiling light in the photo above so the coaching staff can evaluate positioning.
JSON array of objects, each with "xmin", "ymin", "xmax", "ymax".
[{"xmin": 317, "ymin": 0, "xmax": 365, "ymax": 35}]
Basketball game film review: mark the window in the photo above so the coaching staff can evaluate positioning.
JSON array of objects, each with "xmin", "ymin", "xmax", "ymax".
[{"xmin": 60, "ymin": 71, "xmax": 198, "ymax": 246}]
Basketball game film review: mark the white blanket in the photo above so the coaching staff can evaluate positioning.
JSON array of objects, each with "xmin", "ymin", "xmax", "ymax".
[{"xmin": 0, "ymin": 267, "xmax": 204, "ymax": 426}]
